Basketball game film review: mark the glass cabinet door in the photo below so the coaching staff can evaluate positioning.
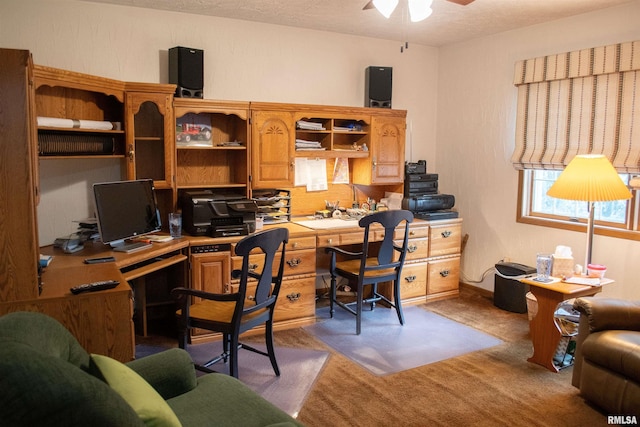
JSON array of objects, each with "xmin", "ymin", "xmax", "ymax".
[{"xmin": 126, "ymin": 92, "xmax": 174, "ymax": 189}]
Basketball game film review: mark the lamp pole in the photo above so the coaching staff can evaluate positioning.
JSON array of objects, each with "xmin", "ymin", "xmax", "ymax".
[{"xmin": 584, "ymin": 201, "xmax": 595, "ymax": 274}]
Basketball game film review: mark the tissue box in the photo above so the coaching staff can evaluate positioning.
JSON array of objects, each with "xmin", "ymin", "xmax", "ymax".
[{"xmin": 552, "ymin": 256, "xmax": 574, "ymax": 278}]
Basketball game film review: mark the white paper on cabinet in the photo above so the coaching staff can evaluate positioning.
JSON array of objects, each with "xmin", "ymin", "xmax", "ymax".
[{"xmin": 294, "ymin": 158, "xmax": 328, "ymax": 191}]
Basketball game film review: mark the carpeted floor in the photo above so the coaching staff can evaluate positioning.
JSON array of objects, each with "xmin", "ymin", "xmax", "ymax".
[
  {"xmin": 136, "ymin": 341, "xmax": 328, "ymax": 418},
  {"xmin": 305, "ymin": 305, "xmax": 502, "ymax": 376},
  {"xmin": 278, "ymin": 287, "xmax": 610, "ymax": 427}
]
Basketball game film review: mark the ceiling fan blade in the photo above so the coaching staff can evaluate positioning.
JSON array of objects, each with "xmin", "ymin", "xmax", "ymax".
[
  {"xmin": 447, "ymin": 0, "xmax": 475, "ymax": 5},
  {"xmin": 363, "ymin": 0, "xmax": 375, "ymax": 10}
]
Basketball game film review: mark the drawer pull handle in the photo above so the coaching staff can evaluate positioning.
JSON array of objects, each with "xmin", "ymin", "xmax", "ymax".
[
  {"xmin": 247, "ymin": 295, "xmax": 255, "ymax": 301},
  {"xmin": 287, "ymin": 292, "xmax": 301, "ymax": 302},
  {"xmin": 249, "ymin": 263, "xmax": 258, "ymax": 271},
  {"xmin": 405, "ymin": 275, "xmax": 417, "ymax": 282},
  {"xmin": 409, "ymin": 231, "xmax": 416, "ymax": 236},
  {"xmin": 327, "ymin": 238, "xmax": 333, "ymax": 245},
  {"xmin": 293, "ymin": 242, "xmax": 299, "ymax": 248},
  {"xmin": 439, "ymin": 269, "xmax": 450, "ymax": 277},
  {"xmin": 407, "ymin": 244, "xmax": 417, "ymax": 253},
  {"xmin": 286, "ymin": 258, "xmax": 302, "ymax": 268},
  {"xmin": 441, "ymin": 230, "xmax": 452, "ymax": 238}
]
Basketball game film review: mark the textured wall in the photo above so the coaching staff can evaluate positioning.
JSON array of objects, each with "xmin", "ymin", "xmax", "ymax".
[{"xmin": 437, "ymin": 1, "xmax": 640, "ymax": 299}]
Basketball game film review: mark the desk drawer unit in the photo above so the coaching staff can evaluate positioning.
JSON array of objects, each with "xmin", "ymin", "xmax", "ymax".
[{"xmin": 377, "ymin": 262, "xmax": 428, "ymax": 302}]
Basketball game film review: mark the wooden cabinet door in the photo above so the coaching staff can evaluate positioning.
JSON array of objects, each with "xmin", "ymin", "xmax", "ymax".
[
  {"xmin": 190, "ymin": 252, "xmax": 231, "ymax": 296},
  {"xmin": 354, "ymin": 116, "xmax": 405, "ymax": 184},
  {"xmin": 251, "ymin": 110, "xmax": 294, "ymax": 189},
  {"xmin": 125, "ymin": 91, "xmax": 175, "ymax": 190}
]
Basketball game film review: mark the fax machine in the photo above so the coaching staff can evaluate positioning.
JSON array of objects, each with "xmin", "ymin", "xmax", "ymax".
[{"xmin": 181, "ymin": 191, "xmax": 258, "ymax": 237}]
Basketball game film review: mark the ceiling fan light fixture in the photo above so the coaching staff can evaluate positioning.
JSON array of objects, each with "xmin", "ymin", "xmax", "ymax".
[
  {"xmin": 372, "ymin": 0, "xmax": 399, "ymax": 19},
  {"xmin": 408, "ymin": 0, "xmax": 433, "ymax": 22}
]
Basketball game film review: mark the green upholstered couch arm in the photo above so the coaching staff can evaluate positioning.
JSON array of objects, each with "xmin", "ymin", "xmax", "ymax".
[{"xmin": 127, "ymin": 347, "xmax": 198, "ymax": 400}]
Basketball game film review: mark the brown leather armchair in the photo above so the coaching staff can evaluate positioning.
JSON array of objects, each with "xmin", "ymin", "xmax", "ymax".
[{"xmin": 572, "ymin": 297, "xmax": 640, "ymax": 416}]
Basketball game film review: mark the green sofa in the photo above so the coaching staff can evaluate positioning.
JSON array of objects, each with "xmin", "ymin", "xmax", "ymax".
[{"xmin": 0, "ymin": 311, "xmax": 303, "ymax": 427}]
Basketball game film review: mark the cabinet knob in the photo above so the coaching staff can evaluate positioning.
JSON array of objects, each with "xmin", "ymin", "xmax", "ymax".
[
  {"xmin": 127, "ymin": 144, "xmax": 135, "ymax": 161},
  {"xmin": 286, "ymin": 258, "xmax": 302, "ymax": 268},
  {"xmin": 286, "ymin": 292, "xmax": 301, "ymax": 302},
  {"xmin": 409, "ymin": 231, "xmax": 416, "ymax": 236},
  {"xmin": 439, "ymin": 269, "xmax": 450, "ymax": 277},
  {"xmin": 441, "ymin": 230, "xmax": 452, "ymax": 238},
  {"xmin": 327, "ymin": 238, "xmax": 333, "ymax": 245}
]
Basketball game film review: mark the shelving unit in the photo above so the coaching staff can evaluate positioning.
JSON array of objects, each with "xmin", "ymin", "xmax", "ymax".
[
  {"xmin": 174, "ymin": 99, "xmax": 250, "ymax": 198},
  {"xmin": 33, "ymin": 65, "xmax": 126, "ymax": 158},
  {"xmin": 294, "ymin": 116, "xmax": 370, "ymax": 158}
]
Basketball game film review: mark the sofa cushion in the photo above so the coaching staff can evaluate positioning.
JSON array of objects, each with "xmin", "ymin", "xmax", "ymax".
[
  {"xmin": 91, "ymin": 354, "xmax": 182, "ymax": 427},
  {"xmin": 582, "ymin": 330, "xmax": 640, "ymax": 383},
  {"xmin": 0, "ymin": 342, "xmax": 143, "ymax": 427},
  {"xmin": 167, "ymin": 373, "xmax": 303, "ymax": 427}
]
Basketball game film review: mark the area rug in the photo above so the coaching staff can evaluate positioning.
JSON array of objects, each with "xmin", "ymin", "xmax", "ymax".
[
  {"xmin": 136, "ymin": 342, "xmax": 328, "ymax": 417},
  {"xmin": 305, "ymin": 305, "xmax": 502, "ymax": 376}
]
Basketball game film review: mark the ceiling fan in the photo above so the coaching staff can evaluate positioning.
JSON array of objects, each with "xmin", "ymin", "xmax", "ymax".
[{"xmin": 364, "ymin": 0, "xmax": 475, "ymax": 22}]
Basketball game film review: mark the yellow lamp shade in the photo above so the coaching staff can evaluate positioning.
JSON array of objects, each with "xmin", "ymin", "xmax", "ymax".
[{"xmin": 547, "ymin": 154, "xmax": 632, "ymax": 202}]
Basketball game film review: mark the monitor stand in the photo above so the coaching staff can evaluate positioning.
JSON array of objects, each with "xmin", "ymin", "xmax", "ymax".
[{"xmin": 110, "ymin": 240, "xmax": 152, "ymax": 254}]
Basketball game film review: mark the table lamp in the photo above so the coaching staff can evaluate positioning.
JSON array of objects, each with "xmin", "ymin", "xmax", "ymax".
[{"xmin": 547, "ymin": 154, "xmax": 631, "ymax": 274}]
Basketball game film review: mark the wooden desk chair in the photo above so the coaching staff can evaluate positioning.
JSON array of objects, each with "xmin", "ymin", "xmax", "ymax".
[
  {"xmin": 325, "ymin": 210, "xmax": 414, "ymax": 335},
  {"xmin": 171, "ymin": 228, "xmax": 289, "ymax": 378}
]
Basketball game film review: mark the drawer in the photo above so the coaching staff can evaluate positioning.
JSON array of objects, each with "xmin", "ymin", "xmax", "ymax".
[
  {"xmin": 317, "ymin": 231, "xmax": 364, "ymax": 247},
  {"xmin": 399, "ymin": 262, "xmax": 428, "ymax": 299},
  {"xmin": 274, "ymin": 276, "xmax": 316, "ymax": 322},
  {"xmin": 230, "ymin": 276, "xmax": 316, "ymax": 322},
  {"xmin": 397, "ymin": 225, "xmax": 429, "ymax": 240},
  {"xmin": 232, "ymin": 248, "xmax": 316, "ymax": 276},
  {"xmin": 427, "ymin": 257, "xmax": 460, "ymax": 295},
  {"xmin": 429, "ymin": 223, "xmax": 462, "ymax": 257},
  {"xmin": 287, "ymin": 235, "xmax": 316, "ymax": 251},
  {"xmin": 402, "ymin": 237, "xmax": 429, "ymax": 261}
]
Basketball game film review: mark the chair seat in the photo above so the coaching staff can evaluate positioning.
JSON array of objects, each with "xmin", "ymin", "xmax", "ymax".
[
  {"xmin": 335, "ymin": 258, "xmax": 397, "ymax": 278},
  {"xmin": 179, "ymin": 300, "xmax": 269, "ymax": 326}
]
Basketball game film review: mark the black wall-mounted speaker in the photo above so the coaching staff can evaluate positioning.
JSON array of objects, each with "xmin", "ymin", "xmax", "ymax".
[
  {"xmin": 365, "ymin": 66, "xmax": 392, "ymax": 108},
  {"xmin": 169, "ymin": 46, "xmax": 204, "ymax": 98}
]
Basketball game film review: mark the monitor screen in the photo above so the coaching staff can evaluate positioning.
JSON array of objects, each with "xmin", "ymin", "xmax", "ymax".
[{"xmin": 93, "ymin": 179, "xmax": 161, "ymax": 249}]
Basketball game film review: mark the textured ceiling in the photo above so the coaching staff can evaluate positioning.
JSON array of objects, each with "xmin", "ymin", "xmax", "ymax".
[{"xmin": 79, "ymin": 0, "xmax": 634, "ymax": 47}]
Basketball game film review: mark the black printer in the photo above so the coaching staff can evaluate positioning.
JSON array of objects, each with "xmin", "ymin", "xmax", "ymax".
[{"xmin": 181, "ymin": 191, "xmax": 258, "ymax": 237}]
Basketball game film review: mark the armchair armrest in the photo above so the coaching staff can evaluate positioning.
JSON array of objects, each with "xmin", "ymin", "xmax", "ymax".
[
  {"xmin": 126, "ymin": 348, "xmax": 197, "ymax": 400},
  {"xmin": 325, "ymin": 246, "xmax": 362, "ymax": 258},
  {"xmin": 573, "ymin": 297, "xmax": 640, "ymax": 333}
]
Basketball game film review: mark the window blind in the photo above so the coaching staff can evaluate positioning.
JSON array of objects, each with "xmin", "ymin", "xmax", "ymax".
[{"xmin": 511, "ymin": 40, "xmax": 640, "ymax": 174}]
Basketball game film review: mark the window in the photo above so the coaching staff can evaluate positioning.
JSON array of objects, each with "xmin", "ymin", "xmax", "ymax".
[
  {"xmin": 518, "ymin": 170, "xmax": 639, "ymax": 240},
  {"xmin": 512, "ymin": 41, "xmax": 640, "ymax": 241}
]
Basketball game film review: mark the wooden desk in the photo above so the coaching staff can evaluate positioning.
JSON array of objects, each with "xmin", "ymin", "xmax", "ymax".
[
  {"xmin": 5, "ymin": 238, "xmax": 190, "ymax": 362},
  {"xmin": 522, "ymin": 277, "xmax": 611, "ymax": 372}
]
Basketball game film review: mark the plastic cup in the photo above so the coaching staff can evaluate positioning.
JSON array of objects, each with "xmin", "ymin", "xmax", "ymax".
[{"xmin": 169, "ymin": 212, "xmax": 182, "ymax": 238}]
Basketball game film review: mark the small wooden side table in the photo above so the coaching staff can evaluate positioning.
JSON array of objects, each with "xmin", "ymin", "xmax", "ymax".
[{"xmin": 521, "ymin": 277, "xmax": 613, "ymax": 373}]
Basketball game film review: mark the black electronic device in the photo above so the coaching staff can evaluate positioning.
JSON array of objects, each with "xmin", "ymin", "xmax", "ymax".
[
  {"xmin": 405, "ymin": 160, "xmax": 426, "ymax": 175},
  {"xmin": 70, "ymin": 280, "xmax": 120, "ymax": 295},
  {"xmin": 93, "ymin": 179, "xmax": 161, "ymax": 253},
  {"xmin": 494, "ymin": 262, "xmax": 536, "ymax": 313},
  {"xmin": 413, "ymin": 210, "xmax": 459, "ymax": 221},
  {"xmin": 404, "ymin": 174, "xmax": 439, "ymax": 196},
  {"xmin": 169, "ymin": 46, "xmax": 204, "ymax": 98},
  {"xmin": 365, "ymin": 66, "xmax": 392, "ymax": 108},
  {"xmin": 402, "ymin": 194, "xmax": 455, "ymax": 212},
  {"xmin": 181, "ymin": 190, "xmax": 257, "ymax": 237}
]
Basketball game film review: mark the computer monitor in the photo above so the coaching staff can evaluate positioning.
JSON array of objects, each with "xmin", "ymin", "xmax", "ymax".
[{"xmin": 93, "ymin": 179, "xmax": 161, "ymax": 252}]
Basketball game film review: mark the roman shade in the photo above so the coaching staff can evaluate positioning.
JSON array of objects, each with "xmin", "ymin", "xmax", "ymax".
[{"xmin": 511, "ymin": 40, "xmax": 640, "ymax": 174}]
